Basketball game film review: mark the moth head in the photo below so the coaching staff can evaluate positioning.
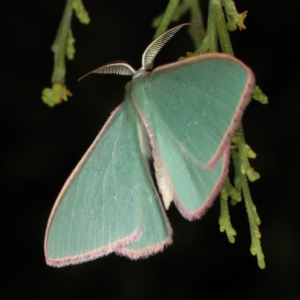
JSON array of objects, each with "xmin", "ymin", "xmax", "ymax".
[{"xmin": 78, "ymin": 23, "xmax": 191, "ymax": 81}]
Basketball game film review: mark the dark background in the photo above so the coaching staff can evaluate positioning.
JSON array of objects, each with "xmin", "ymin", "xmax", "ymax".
[{"xmin": 2, "ymin": 0, "xmax": 299, "ymax": 298}]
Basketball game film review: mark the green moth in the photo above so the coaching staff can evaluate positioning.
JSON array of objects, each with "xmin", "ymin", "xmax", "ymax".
[{"xmin": 44, "ymin": 24, "xmax": 255, "ymax": 267}]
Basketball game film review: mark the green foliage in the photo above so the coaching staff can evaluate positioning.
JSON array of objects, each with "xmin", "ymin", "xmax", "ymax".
[
  {"xmin": 42, "ymin": 83, "xmax": 72, "ymax": 107},
  {"xmin": 221, "ymin": 0, "xmax": 248, "ymax": 31},
  {"xmin": 42, "ymin": 0, "xmax": 89, "ymax": 107},
  {"xmin": 72, "ymin": 0, "xmax": 90, "ymax": 24},
  {"xmin": 252, "ymin": 85, "xmax": 269, "ymax": 104}
]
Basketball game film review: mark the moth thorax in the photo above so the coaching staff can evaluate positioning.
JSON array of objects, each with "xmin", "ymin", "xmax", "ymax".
[{"xmin": 133, "ymin": 69, "xmax": 148, "ymax": 79}]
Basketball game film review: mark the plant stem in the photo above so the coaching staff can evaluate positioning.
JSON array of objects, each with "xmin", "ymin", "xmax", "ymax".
[
  {"xmin": 188, "ymin": 0, "xmax": 206, "ymax": 48},
  {"xmin": 153, "ymin": 0, "xmax": 180, "ymax": 39},
  {"xmin": 207, "ymin": 0, "xmax": 218, "ymax": 52},
  {"xmin": 51, "ymin": 0, "xmax": 73, "ymax": 83},
  {"xmin": 211, "ymin": 0, "xmax": 233, "ymax": 55}
]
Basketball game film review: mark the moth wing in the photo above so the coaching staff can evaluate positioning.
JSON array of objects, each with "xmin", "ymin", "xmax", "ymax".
[
  {"xmin": 133, "ymin": 53, "xmax": 254, "ymax": 167},
  {"xmin": 44, "ymin": 100, "xmax": 171, "ymax": 267},
  {"xmin": 132, "ymin": 53, "xmax": 254, "ymax": 218}
]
